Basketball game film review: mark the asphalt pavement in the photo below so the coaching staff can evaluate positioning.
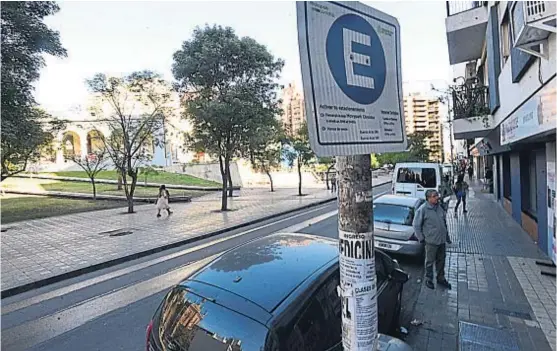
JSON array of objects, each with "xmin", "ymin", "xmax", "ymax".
[{"xmin": 1, "ymin": 182, "xmax": 424, "ymax": 350}]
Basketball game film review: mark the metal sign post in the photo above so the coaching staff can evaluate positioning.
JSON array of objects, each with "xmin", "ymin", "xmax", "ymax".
[{"xmin": 297, "ymin": 2, "xmax": 407, "ymax": 350}]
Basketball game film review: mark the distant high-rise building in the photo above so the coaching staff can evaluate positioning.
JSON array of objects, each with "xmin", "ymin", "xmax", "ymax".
[
  {"xmin": 280, "ymin": 83, "xmax": 305, "ymax": 136},
  {"xmin": 403, "ymin": 93, "xmax": 444, "ymax": 162}
]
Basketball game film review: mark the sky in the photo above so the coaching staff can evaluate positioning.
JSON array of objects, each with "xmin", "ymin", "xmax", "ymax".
[{"xmin": 36, "ymin": 1, "xmax": 453, "ymax": 112}]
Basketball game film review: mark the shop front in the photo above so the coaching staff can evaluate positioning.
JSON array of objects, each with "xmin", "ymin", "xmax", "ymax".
[{"xmin": 474, "ymin": 77, "xmax": 556, "ymax": 262}]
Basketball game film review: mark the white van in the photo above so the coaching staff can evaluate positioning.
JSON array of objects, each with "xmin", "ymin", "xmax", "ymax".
[{"xmin": 392, "ymin": 162, "xmax": 444, "ymax": 199}]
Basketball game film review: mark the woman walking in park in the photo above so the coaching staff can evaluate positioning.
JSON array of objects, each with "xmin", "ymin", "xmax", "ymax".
[
  {"xmin": 156, "ymin": 185, "xmax": 172, "ymax": 218},
  {"xmin": 453, "ymin": 174, "xmax": 469, "ymax": 217}
]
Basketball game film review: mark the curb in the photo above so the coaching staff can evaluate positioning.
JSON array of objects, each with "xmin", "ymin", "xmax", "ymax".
[{"xmin": 1, "ymin": 181, "xmax": 391, "ymax": 299}]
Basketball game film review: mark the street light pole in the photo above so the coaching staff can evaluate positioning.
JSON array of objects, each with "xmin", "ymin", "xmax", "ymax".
[
  {"xmin": 447, "ymin": 97, "xmax": 455, "ymax": 165},
  {"xmin": 337, "ymin": 154, "xmax": 378, "ymax": 351}
]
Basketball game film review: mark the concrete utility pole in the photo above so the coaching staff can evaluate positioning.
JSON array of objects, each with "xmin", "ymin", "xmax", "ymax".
[{"xmin": 337, "ymin": 155, "xmax": 377, "ymax": 350}]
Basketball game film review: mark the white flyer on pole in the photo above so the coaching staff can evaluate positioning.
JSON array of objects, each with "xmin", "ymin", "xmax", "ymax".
[{"xmin": 339, "ymin": 229, "xmax": 377, "ymax": 350}]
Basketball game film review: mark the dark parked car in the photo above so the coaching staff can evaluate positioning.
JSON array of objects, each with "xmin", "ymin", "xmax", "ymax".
[{"xmin": 146, "ymin": 233, "xmax": 409, "ymax": 351}]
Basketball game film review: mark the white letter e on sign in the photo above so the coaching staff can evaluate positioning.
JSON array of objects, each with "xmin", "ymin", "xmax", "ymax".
[{"xmin": 342, "ymin": 28, "xmax": 374, "ymax": 89}]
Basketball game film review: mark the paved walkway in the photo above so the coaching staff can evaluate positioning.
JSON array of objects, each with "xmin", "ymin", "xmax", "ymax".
[
  {"xmin": 406, "ymin": 185, "xmax": 556, "ymax": 351},
  {"xmin": 1, "ymin": 176, "xmax": 391, "ymax": 294}
]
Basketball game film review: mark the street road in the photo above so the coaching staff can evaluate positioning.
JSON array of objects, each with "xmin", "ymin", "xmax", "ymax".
[{"xmin": 1, "ymin": 182, "xmax": 423, "ymax": 350}]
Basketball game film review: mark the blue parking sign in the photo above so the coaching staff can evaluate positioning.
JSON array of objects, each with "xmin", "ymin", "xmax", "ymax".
[
  {"xmin": 326, "ymin": 14, "xmax": 386, "ymax": 105},
  {"xmin": 297, "ymin": 1, "xmax": 406, "ymax": 157}
]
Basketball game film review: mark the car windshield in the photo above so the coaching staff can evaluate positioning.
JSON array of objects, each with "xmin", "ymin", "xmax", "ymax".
[{"xmin": 373, "ymin": 204, "xmax": 414, "ymax": 226}]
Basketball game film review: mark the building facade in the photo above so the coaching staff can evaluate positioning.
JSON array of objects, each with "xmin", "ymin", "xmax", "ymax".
[
  {"xmin": 445, "ymin": 1, "xmax": 556, "ymax": 261},
  {"xmin": 280, "ymin": 83, "xmax": 305, "ymax": 136},
  {"xmin": 403, "ymin": 93, "xmax": 445, "ymax": 162},
  {"xmin": 37, "ymin": 100, "xmax": 195, "ymax": 172}
]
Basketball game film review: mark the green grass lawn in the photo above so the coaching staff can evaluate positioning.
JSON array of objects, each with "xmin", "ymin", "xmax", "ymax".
[
  {"xmin": 40, "ymin": 181, "xmax": 207, "ymax": 198},
  {"xmin": 1, "ymin": 196, "xmax": 130, "ymax": 224},
  {"xmin": 45, "ymin": 170, "xmax": 220, "ymax": 187}
]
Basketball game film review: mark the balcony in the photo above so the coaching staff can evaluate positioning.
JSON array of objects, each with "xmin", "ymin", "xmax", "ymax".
[
  {"xmin": 445, "ymin": 1, "xmax": 489, "ymax": 65},
  {"xmin": 451, "ymin": 84, "xmax": 494, "ymax": 139}
]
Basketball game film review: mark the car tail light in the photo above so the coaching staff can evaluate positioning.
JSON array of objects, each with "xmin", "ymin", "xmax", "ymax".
[
  {"xmin": 409, "ymin": 233, "xmax": 419, "ymax": 241},
  {"xmin": 146, "ymin": 320, "xmax": 154, "ymax": 351}
]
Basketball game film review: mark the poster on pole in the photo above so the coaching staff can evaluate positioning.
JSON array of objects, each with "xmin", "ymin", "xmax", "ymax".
[
  {"xmin": 338, "ymin": 230, "xmax": 378, "ymax": 351},
  {"xmin": 296, "ymin": 1, "xmax": 406, "ymax": 157},
  {"xmin": 547, "ymin": 162, "xmax": 556, "ymax": 263}
]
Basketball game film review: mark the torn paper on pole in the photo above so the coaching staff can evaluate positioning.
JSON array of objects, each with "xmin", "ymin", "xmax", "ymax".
[{"xmin": 339, "ymin": 230, "xmax": 378, "ymax": 351}]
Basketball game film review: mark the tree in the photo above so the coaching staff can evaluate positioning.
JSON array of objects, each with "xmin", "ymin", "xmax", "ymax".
[
  {"xmin": 86, "ymin": 71, "xmax": 175, "ymax": 213},
  {"xmin": 317, "ymin": 156, "xmax": 335, "ymax": 190},
  {"xmin": 139, "ymin": 165, "xmax": 159, "ymax": 185},
  {"xmin": 70, "ymin": 149, "xmax": 109, "ymax": 200},
  {"xmin": 249, "ymin": 121, "xmax": 283, "ymax": 192},
  {"xmin": 1, "ymin": 2, "xmax": 67, "ymax": 181},
  {"xmin": 376, "ymin": 131, "xmax": 433, "ymax": 165},
  {"xmin": 285, "ymin": 123, "xmax": 315, "ymax": 196},
  {"xmin": 406, "ymin": 131, "xmax": 434, "ymax": 162},
  {"xmin": 173, "ymin": 25, "xmax": 284, "ymax": 211}
]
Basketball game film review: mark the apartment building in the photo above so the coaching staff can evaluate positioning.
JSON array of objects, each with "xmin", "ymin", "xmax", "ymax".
[
  {"xmin": 403, "ymin": 94, "xmax": 445, "ymax": 162},
  {"xmin": 281, "ymin": 83, "xmax": 305, "ymax": 136},
  {"xmin": 445, "ymin": 1, "xmax": 556, "ymax": 261}
]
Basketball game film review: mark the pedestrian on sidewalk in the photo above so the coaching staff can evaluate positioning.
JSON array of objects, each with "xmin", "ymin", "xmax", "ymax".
[
  {"xmin": 330, "ymin": 173, "xmax": 337, "ymax": 193},
  {"xmin": 484, "ymin": 166, "xmax": 493, "ymax": 192},
  {"xmin": 453, "ymin": 174, "xmax": 469, "ymax": 217},
  {"xmin": 156, "ymin": 185, "xmax": 172, "ymax": 218},
  {"xmin": 412, "ymin": 189, "xmax": 452, "ymax": 290},
  {"xmin": 439, "ymin": 174, "xmax": 452, "ymax": 212},
  {"xmin": 467, "ymin": 165, "xmax": 474, "ymax": 181}
]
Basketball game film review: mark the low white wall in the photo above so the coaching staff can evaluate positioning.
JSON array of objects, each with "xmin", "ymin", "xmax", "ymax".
[{"xmin": 165, "ymin": 162, "xmax": 242, "ymax": 187}]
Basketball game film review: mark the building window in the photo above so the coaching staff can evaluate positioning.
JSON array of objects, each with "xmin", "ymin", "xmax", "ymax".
[{"xmin": 500, "ymin": 11, "xmax": 511, "ymax": 65}]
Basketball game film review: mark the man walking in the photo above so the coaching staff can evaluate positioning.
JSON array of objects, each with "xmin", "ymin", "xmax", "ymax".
[
  {"xmin": 330, "ymin": 173, "xmax": 337, "ymax": 193},
  {"xmin": 413, "ymin": 189, "xmax": 452, "ymax": 290},
  {"xmin": 467, "ymin": 165, "xmax": 474, "ymax": 181}
]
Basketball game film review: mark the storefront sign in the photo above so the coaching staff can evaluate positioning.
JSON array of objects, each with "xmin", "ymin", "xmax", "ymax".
[
  {"xmin": 547, "ymin": 162, "xmax": 556, "ymax": 264},
  {"xmin": 501, "ymin": 80, "xmax": 556, "ymax": 145}
]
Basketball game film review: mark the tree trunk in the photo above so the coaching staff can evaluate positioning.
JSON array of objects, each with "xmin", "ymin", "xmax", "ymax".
[
  {"xmin": 297, "ymin": 157, "xmax": 303, "ymax": 196},
  {"xmin": 91, "ymin": 178, "xmax": 97, "ymax": 200},
  {"xmin": 219, "ymin": 156, "xmax": 228, "ymax": 211},
  {"xmin": 266, "ymin": 170, "xmax": 274, "ymax": 192},
  {"xmin": 227, "ymin": 162, "xmax": 234, "ymax": 198},
  {"xmin": 126, "ymin": 174, "xmax": 137, "ymax": 213},
  {"xmin": 117, "ymin": 175, "xmax": 123, "ymax": 190}
]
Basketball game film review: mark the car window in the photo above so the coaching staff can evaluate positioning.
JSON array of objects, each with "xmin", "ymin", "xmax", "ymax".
[
  {"xmin": 373, "ymin": 204, "xmax": 414, "ymax": 225},
  {"xmin": 396, "ymin": 167, "xmax": 437, "ymax": 188},
  {"xmin": 282, "ymin": 272, "xmax": 341, "ymax": 351}
]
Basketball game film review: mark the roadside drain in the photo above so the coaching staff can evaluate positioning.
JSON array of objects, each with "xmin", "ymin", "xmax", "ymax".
[
  {"xmin": 98, "ymin": 228, "xmax": 136, "ymax": 237},
  {"xmin": 459, "ymin": 321, "xmax": 520, "ymax": 350}
]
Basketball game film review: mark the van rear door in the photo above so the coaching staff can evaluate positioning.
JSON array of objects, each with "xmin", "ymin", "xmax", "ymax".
[{"xmin": 394, "ymin": 166, "xmax": 439, "ymax": 198}]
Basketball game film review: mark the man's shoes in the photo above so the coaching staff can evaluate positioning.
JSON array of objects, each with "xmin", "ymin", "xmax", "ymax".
[
  {"xmin": 425, "ymin": 280, "xmax": 435, "ymax": 290},
  {"xmin": 437, "ymin": 279, "xmax": 452, "ymax": 289},
  {"xmin": 454, "ymin": 212, "xmax": 458, "ymax": 218},
  {"xmin": 463, "ymin": 210, "xmax": 468, "ymax": 214}
]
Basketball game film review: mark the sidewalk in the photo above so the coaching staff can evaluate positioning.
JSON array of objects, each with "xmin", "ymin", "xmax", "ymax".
[
  {"xmin": 1, "ymin": 175, "xmax": 390, "ymax": 296},
  {"xmin": 406, "ymin": 184, "xmax": 556, "ymax": 351}
]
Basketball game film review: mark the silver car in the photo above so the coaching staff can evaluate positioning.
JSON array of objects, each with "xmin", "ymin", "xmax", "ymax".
[{"xmin": 373, "ymin": 194, "xmax": 425, "ymax": 257}]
